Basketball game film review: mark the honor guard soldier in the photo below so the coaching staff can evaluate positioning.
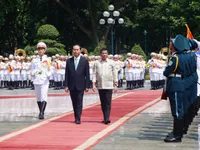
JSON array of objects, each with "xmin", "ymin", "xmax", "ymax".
[
  {"xmin": 124, "ymin": 53, "xmax": 133, "ymax": 89},
  {"xmin": 30, "ymin": 55, "xmax": 36, "ymax": 90},
  {"xmin": 26, "ymin": 56, "xmax": 32, "ymax": 88},
  {"xmin": 139, "ymin": 55, "xmax": 146, "ymax": 87},
  {"xmin": 148, "ymin": 52, "xmax": 156, "ymax": 89},
  {"xmin": 14, "ymin": 56, "xmax": 21, "ymax": 89},
  {"xmin": 195, "ymin": 40, "xmax": 200, "ymax": 115},
  {"xmin": 163, "ymin": 34, "xmax": 197, "ymax": 142},
  {"xmin": 7, "ymin": 54, "xmax": 15, "ymax": 90},
  {"xmin": 118, "ymin": 55, "xmax": 124, "ymax": 87},
  {"xmin": 89, "ymin": 56, "xmax": 94, "ymax": 88},
  {"xmin": 113, "ymin": 55, "xmax": 121, "ymax": 87},
  {"xmin": 0, "ymin": 56, "xmax": 4, "ymax": 88},
  {"xmin": 31, "ymin": 42, "xmax": 53, "ymax": 119},
  {"xmin": 54, "ymin": 54, "xmax": 62, "ymax": 90},
  {"xmin": 20, "ymin": 56, "xmax": 27, "ymax": 88},
  {"xmin": 60, "ymin": 55, "xmax": 66, "ymax": 89},
  {"xmin": 182, "ymin": 39, "xmax": 198, "ymax": 135},
  {"xmin": 3, "ymin": 58, "xmax": 9, "ymax": 88},
  {"xmin": 50, "ymin": 55, "xmax": 56, "ymax": 88}
]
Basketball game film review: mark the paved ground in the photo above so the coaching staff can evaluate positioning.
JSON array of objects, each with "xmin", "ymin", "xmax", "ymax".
[
  {"xmin": 92, "ymin": 100, "xmax": 200, "ymax": 150},
  {"xmin": 0, "ymin": 81, "xmax": 199, "ymax": 150}
]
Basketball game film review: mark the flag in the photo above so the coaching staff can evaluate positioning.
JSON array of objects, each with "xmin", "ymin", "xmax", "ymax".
[{"xmin": 185, "ymin": 24, "xmax": 194, "ymax": 39}]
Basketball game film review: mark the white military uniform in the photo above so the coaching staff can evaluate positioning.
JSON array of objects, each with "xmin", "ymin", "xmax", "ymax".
[
  {"xmin": 31, "ymin": 55, "xmax": 53, "ymax": 102},
  {"xmin": 0, "ymin": 59, "xmax": 4, "ymax": 87},
  {"xmin": 54, "ymin": 59, "xmax": 62, "ymax": 82},
  {"xmin": 61, "ymin": 60, "xmax": 66, "ymax": 81},
  {"xmin": 26, "ymin": 60, "xmax": 32, "ymax": 87}
]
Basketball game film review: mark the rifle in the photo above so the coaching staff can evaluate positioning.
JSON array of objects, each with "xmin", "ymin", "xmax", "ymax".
[
  {"xmin": 161, "ymin": 84, "xmax": 168, "ymax": 100},
  {"xmin": 161, "ymin": 47, "xmax": 171, "ymax": 100}
]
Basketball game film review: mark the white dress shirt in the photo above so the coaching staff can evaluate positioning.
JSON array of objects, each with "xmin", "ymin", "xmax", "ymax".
[{"xmin": 92, "ymin": 58, "xmax": 118, "ymax": 89}]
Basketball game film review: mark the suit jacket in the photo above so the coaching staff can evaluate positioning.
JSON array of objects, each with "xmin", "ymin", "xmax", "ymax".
[{"xmin": 64, "ymin": 56, "xmax": 90, "ymax": 91}]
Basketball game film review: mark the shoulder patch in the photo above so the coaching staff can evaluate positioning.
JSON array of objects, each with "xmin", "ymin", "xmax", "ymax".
[{"xmin": 168, "ymin": 61, "xmax": 173, "ymax": 66}]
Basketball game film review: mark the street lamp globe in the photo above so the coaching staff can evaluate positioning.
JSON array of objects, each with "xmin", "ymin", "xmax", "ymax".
[
  {"xmin": 103, "ymin": 11, "xmax": 110, "ymax": 17},
  {"xmin": 99, "ymin": 19, "xmax": 106, "ymax": 25},
  {"xmin": 118, "ymin": 18, "xmax": 124, "ymax": 24},
  {"xmin": 144, "ymin": 30, "xmax": 147, "ymax": 35},
  {"xmin": 108, "ymin": 4, "xmax": 114, "ymax": 11},
  {"xmin": 107, "ymin": 18, "xmax": 114, "ymax": 24},
  {"xmin": 113, "ymin": 11, "xmax": 120, "ymax": 17}
]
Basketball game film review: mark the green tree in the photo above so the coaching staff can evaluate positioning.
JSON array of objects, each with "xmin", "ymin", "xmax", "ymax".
[
  {"xmin": 35, "ymin": 24, "xmax": 66, "ymax": 56},
  {"xmin": 24, "ymin": 45, "xmax": 35, "ymax": 56},
  {"xmin": 0, "ymin": 0, "xmax": 49, "ymax": 55},
  {"xmin": 131, "ymin": 44, "xmax": 146, "ymax": 60},
  {"xmin": 54, "ymin": 0, "xmax": 133, "ymax": 49}
]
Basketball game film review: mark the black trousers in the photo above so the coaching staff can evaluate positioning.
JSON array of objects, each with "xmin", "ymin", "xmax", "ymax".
[
  {"xmin": 98, "ymin": 89, "xmax": 113, "ymax": 121},
  {"xmin": 70, "ymin": 89, "xmax": 84, "ymax": 121}
]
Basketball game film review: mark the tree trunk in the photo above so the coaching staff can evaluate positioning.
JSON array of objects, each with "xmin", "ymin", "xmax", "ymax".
[
  {"xmin": 87, "ymin": 0, "xmax": 99, "ymax": 47},
  {"xmin": 55, "ymin": 0, "xmax": 93, "ymax": 40}
]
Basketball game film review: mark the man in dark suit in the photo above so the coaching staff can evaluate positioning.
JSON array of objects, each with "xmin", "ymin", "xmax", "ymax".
[{"xmin": 64, "ymin": 45, "xmax": 90, "ymax": 124}]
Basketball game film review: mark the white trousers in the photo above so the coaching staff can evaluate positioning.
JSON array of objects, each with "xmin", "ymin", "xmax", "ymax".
[
  {"xmin": 8, "ymin": 74, "xmax": 15, "ymax": 81},
  {"xmin": 34, "ymin": 80, "xmax": 49, "ymax": 102},
  {"xmin": 21, "ymin": 74, "xmax": 27, "ymax": 81},
  {"xmin": 14, "ymin": 74, "xmax": 21, "ymax": 81},
  {"xmin": 54, "ymin": 73, "xmax": 62, "ymax": 82},
  {"xmin": 125, "ymin": 72, "xmax": 132, "ymax": 81},
  {"xmin": 0, "ymin": 74, "xmax": 3, "ymax": 81},
  {"xmin": 61, "ymin": 74, "xmax": 65, "ymax": 81}
]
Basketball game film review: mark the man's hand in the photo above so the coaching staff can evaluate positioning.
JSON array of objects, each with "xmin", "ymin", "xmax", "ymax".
[
  {"xmin": 85, "ymin": 88, "xmax": 89, "ymax": 92},
  {"xmin": 65, "ymin": 87, "xmax": 69, "ymax": 93},
  {"xmin": 113, "ymin": 86, "xmax": 118, "ymax": 93}
]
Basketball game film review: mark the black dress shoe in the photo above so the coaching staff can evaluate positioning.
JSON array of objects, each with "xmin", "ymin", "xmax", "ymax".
[
  {"xmin": 102, "ymin": 120, "xmax": 111, "ymax": 124},
  {"xmin": 39, "ymin": 112, "xmax": 44, "ymax": 119},
  {"xmin": 164, "ymin": 135, "xmax": 182, "ymax": 142},
  {"xmin": 75, "ymin": 120, "xmax": 81, "ymax": 124},
  {"xmin": 166, "ymin": 132, "xmax": 174, "ymax": 138}
]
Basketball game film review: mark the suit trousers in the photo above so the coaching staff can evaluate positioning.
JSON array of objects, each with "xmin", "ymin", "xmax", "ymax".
[
  {"xmin": 70, "ymin": 89, "xmax": 84, "ymax": 121},
  {"xmin": 98, "ymin": 89, "xmax": 113, "ymax": 121}
]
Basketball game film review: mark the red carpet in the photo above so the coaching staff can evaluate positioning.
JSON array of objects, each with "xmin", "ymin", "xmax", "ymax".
[{"xmin": 0, "ymin": 90, "xmax": 161, "ymax": 150}]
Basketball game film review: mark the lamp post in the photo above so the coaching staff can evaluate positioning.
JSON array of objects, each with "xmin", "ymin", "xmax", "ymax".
[
  {"xmin": 143, "ymin": 30, "xmax": 148, "ymax": 55},
  {"xmin": 99, "ymin": 4, "xmax": 124, "ymax": 55}
]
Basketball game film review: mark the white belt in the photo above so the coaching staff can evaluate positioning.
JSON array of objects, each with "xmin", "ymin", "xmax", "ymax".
[{"xmin": 169, "ymin": 74, "xmax": 182, "ymax": 78}]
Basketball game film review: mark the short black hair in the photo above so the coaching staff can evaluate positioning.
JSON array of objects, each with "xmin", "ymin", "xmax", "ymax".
[
  {"xmin": 100, "ymin": 48, "xmax": 108, "ymax": 54},
  {"xmin": 73, "ymin": 44, "xmax": 81, "ymax": 50}
]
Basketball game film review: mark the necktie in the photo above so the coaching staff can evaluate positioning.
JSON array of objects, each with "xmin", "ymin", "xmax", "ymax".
[
  {"xmin": 40, "ymin": 57, "xmax": 42, "ymax": 61},
  {"xmin": 75, "ymin": 58, "xmax": 78, "ymax": 70}
]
